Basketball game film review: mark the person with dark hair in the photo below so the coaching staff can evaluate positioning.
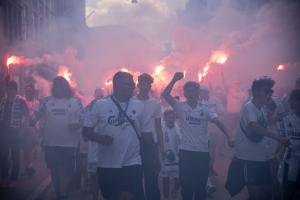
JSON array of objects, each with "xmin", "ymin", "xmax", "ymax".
[
  {"xmin": 22, "ymin": 84, "xmax": 40, "ymax": 177},
  {"xmin": 83, "ymin": 71, "xmax": 145, "ymax": 200},
  {"xmin": 278, "ymin": 89, "xmax": 300, "ymax": 200},
  {"xmin": 162, "ymin": 72, "xmax": 233, "ymax": 200},
  {"xmin": 33, "ymin": 76, "xmax": 83, "ymax": 200},
  {"xmin": 51, "ymin": 76, "xmax": 74, "ymax": 98},
  {"xmin": 226, "ymin": 76, "xmax": 289, "ymax": 200},
  {"xmin": 136, "ymin": 73, "xmax": 163, "ymax": 200},
  {"xmin": 0, "ymin": 81, "xmax": 28, "ymax": 188}
]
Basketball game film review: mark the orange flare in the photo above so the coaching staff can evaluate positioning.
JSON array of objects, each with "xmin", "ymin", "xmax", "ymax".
[
  {"xmin": 154, "ymin": 65, "xmax": 165, "ymax": 75},
  {"xmin": 210, "ymin": 51, "xmax": 229, "ymax": 64},
  {"xmin": 105, "ymin": 80, "xmax": 112, "ymax": 86},
  {"xmin": 6, "ymin": 56, "xmax": 22, "ymax": 69},
  {"xmin": 198, "ymin": 73, "xmax": 203, "ymax": 82},
  {"xmin": 121, "ymin": 68, "xmax": 129, "ymax": 72},
  {"xmin": 57, "ymin": 66, "xmax": 77, "ymax": 88},
  {"xmin": 277, "ymin": 64, "xmax": 286, "ymax": 71}
]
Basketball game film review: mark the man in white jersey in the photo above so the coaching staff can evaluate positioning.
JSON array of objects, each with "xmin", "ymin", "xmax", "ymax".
[
  {"xmin": 136, "ymin": 73, "xmax": 163, "ymax": 200},
  {"xmin": 34, "ymin": 77, "xmax": 83, "ymax": 200},
  {"xmin": 226, "ymin": 76, "xmax": 289, "ymax": 200},
  {"xmin": 83, "ymin": 72, "xmax": 145, "ymax": 200},
  {"xmin": 280, "ymin": 89, "xmax": 300, "ymax": 200},
  {"xmin": 162, "ymin": 72, "xmax": 233, "ymax": 200}
]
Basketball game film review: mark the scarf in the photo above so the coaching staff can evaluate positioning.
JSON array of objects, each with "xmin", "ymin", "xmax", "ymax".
[{"xmin": 0, "ymin": 95, "xmax": 26, "ymax": 128}]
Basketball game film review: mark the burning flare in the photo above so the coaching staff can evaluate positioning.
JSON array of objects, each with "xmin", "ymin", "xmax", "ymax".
[
  {"xmin": 105, "ymin": 80, "xmax": 112, "ymax": 86},
  {"xmin": 198, "ymin": 49, "xmax": 229, "ymax": 82},
  {"xmin": 121, "ymin": 68, "xmax": 129, "ymax": 72},
  {"xmin": 6, "ymin": 56, "xmax": 22, "ymax": 69},
  {"xmin": 277, "ymin": 64, "xmax": 286, "ymax": 71},
  {"xmin": 57, "ymin": 66, "xmax": 77, "ymax": 88},
  {"xmin": 154, "ymin": 65, "xmax": 165, "ymax": 75},
  {"xmin": 210, "ymin": 51, "xmax": 229, "ymax": 64}
]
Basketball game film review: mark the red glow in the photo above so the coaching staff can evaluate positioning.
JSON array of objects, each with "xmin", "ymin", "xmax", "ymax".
[
  {"xmin": 57, "ymin": 66, "xmax": 77, "ymax": 88},
  {"xmin": 6, "ymin": 56, "xmax": 22, "ymax": 69},
  {"xmin": 277, "ymin": 64, "xmax": 286, "ymax": 71}
]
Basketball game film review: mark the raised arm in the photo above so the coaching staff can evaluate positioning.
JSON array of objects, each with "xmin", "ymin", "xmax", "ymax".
[{"xmin": 161, "ymin": 72, "xmax": 184, "ymax": 107}]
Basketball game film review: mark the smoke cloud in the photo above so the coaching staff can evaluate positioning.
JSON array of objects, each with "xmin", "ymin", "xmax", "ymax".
[{"xmin": 4, "ymin": 0, "xmax": 300, "ymax": 97}]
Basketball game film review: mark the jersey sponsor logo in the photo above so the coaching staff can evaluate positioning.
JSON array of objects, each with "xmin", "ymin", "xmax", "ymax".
[
  {"xmin": 186, "ymin": 115, "xmax": 201, "ymax": 125},
  {"xmin": 107, "ymin": 115, "xmax": 134, "ymax": 127},
  {"xmin": 50, "ymin": 108, "xmax": 67, "ymax": 115}
]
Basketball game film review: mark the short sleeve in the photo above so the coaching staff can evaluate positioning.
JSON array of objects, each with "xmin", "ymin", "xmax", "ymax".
[
  {"xmin": 153, "ymin": 101, "xmax": 162, "ymax": 119},
  {"xmin": 74, "ymin": 97, "xmax": 84, "ymax": 123},
  {"xmin": 243, "ymin": 104, "xmax": 259, "ymax": 124},
  {"xmin": 84, "ymin": 100, "xmax": 101, "ymax": 128},
  {"xmin": 207, "ymin": 106, "xmax": 218, "ymax": 120}
]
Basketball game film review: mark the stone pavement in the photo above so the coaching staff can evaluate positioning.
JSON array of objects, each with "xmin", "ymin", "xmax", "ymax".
[{"xmin": 0, "ymin": 147, "xmax": 50, "ymax": 200}]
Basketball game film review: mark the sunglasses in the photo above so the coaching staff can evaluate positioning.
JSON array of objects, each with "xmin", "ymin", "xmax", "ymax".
[{"xmin": 264, "ymin": 89, "xmax": 274, "ymax": 94}]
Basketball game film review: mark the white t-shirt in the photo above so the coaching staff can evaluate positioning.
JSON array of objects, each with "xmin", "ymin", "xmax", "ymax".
[
  {"xmin": 263, "ymin": 96, "xmax": 286, "ymax": 159},
  {"xmin": 281, "ymin": 112, "xmax": 300, "ymax": 158},
  {"xmin": 201, "ymin": 96, "xmax": 225, "ymax": 138},
  {"xmin": 134, "ymin": 97, "xmax": 161, "ymax": 143},
  {"xmin": 162, "ymin": 125, "xmax": 181, "ymax": 165},
  {"xmin": 172, "ymin": 100, "xmax": 218, "ymax": 152},
  {"xmin": 234, "ymin": 101, "xmax": 270, "ymax": 161},
  {"xmin": 37, "ymin": 96, "xmax": 83, "ymax": 147},
  {"xmin": 84, "ymin": 97, "xmax": 144, "ymax": 168},
  {"xmin": 85, "ymin": 99, "xmax": 100, "ymax": 163}
]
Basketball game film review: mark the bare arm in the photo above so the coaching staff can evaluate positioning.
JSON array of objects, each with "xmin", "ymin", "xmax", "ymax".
[
  {"xmin": 82, "ymin": 127, "xmax": 113, "ymax": 145},
  {"xmin": 211, "ymin": 117, "xmax": 234, "ymax": 147},
  {"xmin": 161, "ymin": 72, "xmax": 184, "ymax": 107},
  {"xmin": 249, "ymin": 122, "xmax": 289, "ymax": 146}
]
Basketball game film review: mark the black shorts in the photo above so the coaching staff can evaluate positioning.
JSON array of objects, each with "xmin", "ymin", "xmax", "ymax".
[
  {"xmin": 44, "ymin": 146, "xmax": 77, "ymax": 173},
  {"xmin": 97, "ymin": 165, "xmax": 144, "ymax": 199},
  {"xmin": 244, "ymin": 159, "xmax": 272, "ymax": 185},
  {"xmin": 227, "ymin": 158, "xmax": 271, "ymax": 186},
  {"xmin": 283, "ymin": 163, "xmax": 300, "ymax": 192}
]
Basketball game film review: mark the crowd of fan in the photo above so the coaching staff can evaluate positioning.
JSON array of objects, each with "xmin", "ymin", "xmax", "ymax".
[{"xmin": 0, "ymin": 72, "xmax": 299, "ymax": 200}]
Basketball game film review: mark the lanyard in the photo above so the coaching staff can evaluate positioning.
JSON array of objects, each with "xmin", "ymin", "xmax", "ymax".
[{"xmin": 111, "ymin": 96, "xmax": 130, "ymax": 126}]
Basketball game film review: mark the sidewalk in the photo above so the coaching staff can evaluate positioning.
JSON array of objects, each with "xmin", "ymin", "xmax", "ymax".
[{"xmin": 0, "ymin": 148, "xmax": 51, "ymax": 200}]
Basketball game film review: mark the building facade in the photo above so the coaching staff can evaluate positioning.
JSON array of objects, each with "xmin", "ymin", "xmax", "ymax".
[{"xmin": 0, "ymin": 0, "xmax": 86, "ymax": 97}]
